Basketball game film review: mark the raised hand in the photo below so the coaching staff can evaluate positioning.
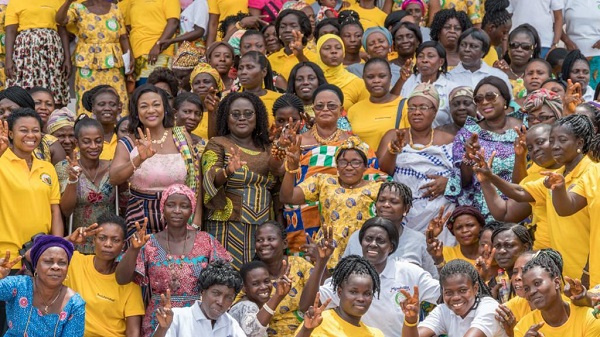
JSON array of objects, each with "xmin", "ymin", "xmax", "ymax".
[
  {"xmin": 473, "ymin": 149, "xmax": 496, "ymax": 183},
  {"xmin": 67, "ymin": 223, "xmax": 103, "ymax": 245},
  {"xmin": 300, "ymin": 233, "xmax": 319, "ymax": 264},
  {"xmin": 204, "ymin": 87, "xmax": 220, "ymax": 114},
  {"xmin": 0, "ymin": 120, "xmax": 9, "ymax": 156},
  {"xmin": 240, "ymin": 15, "xmax": 269, "ymax": 29},
  {"xmin": 524, "ymin": 322, "xmax": 545, "ymax": 337},
  {"xmin": 400, "ymin": 58, "xmax": 412, "ymax": 82},
  {"xmin": 66, "ymin": 153, "xmax": 82, "ymax": 182},
  {"xmin": 426, "ymin": 236, "xmax": 444, "ymax": 265},
  {"xmin": 563, "ymin": 276, "xmax": 586, "ymax": 300},
  {"xmin": 420, "ymin": 174, "xmax": 448, "ymax": 201},
  {"xmin": 475, "ymin": 244, "xmax": 496, "ymax": 281},
  {"xmin": 495, "ymin": 304, "xmax": 517, "ymax": 336},
  {"xmin": 399, "ymin": 286, "xmax": 420, "ymax": 323},
  {"xmin": 465, "ymin": 133, "xmax": 480, "ymax": 160},
  {"xmin": 316, "ymin": 225, "xmax": 335, "ymax": 261},
  {"xmin": 426, "ymin": 206, "xmax": 450, "ymax": 239},
  {"xmin": 156, "ymin": 289, "xmax": 174, "ymax": 328},
  {"xmin": 226, "ymin": 146, "xmax": 247, "ymax": 176},
  {"xmin": 285, "ymin": 135, "xmax": 301, "ymax": 171},
  {"xmin": 289, "ymin": 30, "xmax": 305, "ymax": 56},
  {"xmin": 514, "ymin": 126, "xmax": 528, "ymax": 157},
  {"xmin": 540, "ymin": 171, "xmax": 565, "ymax": 190},
  {"xmin": 275, "ymin": 260, "xmax": 293, "ymax": 296},
  {"xmin": 303, "ymin": 293, "xmax": 331, "ymax": 330},
  {"xmin": 388, "ymin": 129, "xmax": 405, "ymax": 155},
  {"xmin": 269, "ymin": 124, "xmax": 283, "ymax": 143},
  {"xmin": 564, "ymin": 79, "xmax": 583, "ymax": 115},
  {"xmin": 135, "ymin": 128, "xmax": 157, "ymax": 162},
  {"xmin": 493, "ymin": 59, "xmax": 510, "ymax": 73},
  {"xmin": 0, "ymin": 251, "xmax": 22, "ymax": 279},
  {"xmin": 130, "ymin": 218, "xmax": 151, "ymax": 249}
]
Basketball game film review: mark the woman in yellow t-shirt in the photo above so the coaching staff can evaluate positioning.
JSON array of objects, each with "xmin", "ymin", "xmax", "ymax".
[
  {"xmin": 64, "ymin": 215, "xmax": 145, "ymax": 337},
  {"xmin": 237, "ymin": 51, "xmax": 282, "ymax": 125},
  {"xmin": 207, "ymin": 42, "xmax": 236, "ymax": 95},
  {"xmin": 189, "ymin": 62, "xmax": 225, "ymax": 139},
  {"xmin": 497, "ymin": 250, "xmax": 536, "ymax": 335},
  {"xmin": 481, "ymin": 0, "xmax": 511, "ymax": 66},
  {"xmin": 317, "ymin": 34, "xmax": 368, "ymax": 111},
  {"xmin": 514, "ymin": 249, "xmax": 600, "ymax": 337},
  {"xmin": 347, "ymin": 0, "xmax": 387, "ymax": 30},
  {"xmin": 295, "ymin": 255, "xmax": 384, "ymax": 337}
]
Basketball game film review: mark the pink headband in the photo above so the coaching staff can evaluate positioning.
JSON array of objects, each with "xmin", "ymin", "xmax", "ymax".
[
  {"xmin": 160, "ymin": 184, "xmax": 197, "ymax": 214},
  {"xmin": 401, "ymin": 0, "xmax": 425, "ymax": 11}
]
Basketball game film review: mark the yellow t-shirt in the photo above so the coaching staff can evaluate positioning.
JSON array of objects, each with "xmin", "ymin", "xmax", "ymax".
[
  {"xmin": 522, "ymin": 156, "xmax": 592, "ymax": 281},
  {"xmin": 340, "ymin": 77, "xmax": 369, "ymax": 112},
  {"xmin": 521, "ymin": 163, "xmax": 551, "ymax": 250},
  {"xmin": 100, "ymin": 134, "xmax": 118, "ymax": 161},
  {"xmin": 571, "ymin": 163, "xmax": 600, "ymax": 286},
  {"xmin": 504, "ymin": 296, "xmax": 532, "ymax": 323},
  {"xmin": 208, "ymin": 0, "xmax": 248, "ymax": 21},
  {"xmin": 294, "ymin": 308, "xmax": 384, "ymax": 337},
  {"xmin": 442, "ymin": 244, "xmax": 477, "ymax": 266},
  {"xmin": 267, "ymin": 48, "xmax": 319, "ymax": 82},
  {"xmin": 193, "ymin": 115, "xmax": 209, "ymax": 140},
  {"xmin": 514, "ymin": 302, "xmax": 600, "ymax": 337},
  {"xmin": 483, "ymin": 47, "xmax": 500, "ymax": 67},
  {"xmin": 5, "ymin": 0, "xmax": 62, "ymax": 31},
  {"xmin": 120, "ymin": 0, "xmax": 180, "ymax": 58},
  {"xmin": 64, "ymin": 252, "xmax": 145, "ymax": 337},
  {"xmin": 347, "ymin": 96, "xmax": 408, "ymax": 151},
  {"xmin": 347, "ymin": 3, "xmax": 386, "ymax": 30},
  {"xmin": 0, "ymin": 149, "xmax": 60, "ymax": 269},
  {"xmin": 259, "ymin": 89, "xmax": 282, "ymax": 126}
]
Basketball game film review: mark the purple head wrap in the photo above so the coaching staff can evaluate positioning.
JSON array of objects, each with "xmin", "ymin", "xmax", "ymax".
[{"xmin": 30, "ymin": 235, "xmax": 74, "ymax": 270}]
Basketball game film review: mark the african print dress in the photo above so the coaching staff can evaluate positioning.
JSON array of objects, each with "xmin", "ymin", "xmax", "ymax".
[
  {"xmin": 445, "ymin": 117, "xmax": 518, "ymax": 222},
  {"xmin": 284, "ymin": 138, "xmax": 384, "ymax": 254},
  {"xmin": 0, "ymin": 3, "xmax": 7, "ymax": 89},
  {"xmin": 33, "ymin": 134, "xmax": 58, "ymax": 162},
  {"xmin": 202, "ymin": 136, "xmax": 277, "ymax": 270},
  {"xmin": 134, "ymin": 231, "xmax": 231, "ymax": 337},
  {"xmin": 66, "ymin": 3, "xmax": 128, "ymax": 115}
]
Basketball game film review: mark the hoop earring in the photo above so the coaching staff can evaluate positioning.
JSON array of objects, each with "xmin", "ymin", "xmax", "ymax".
[{"xmin": 34, "ymin": 271, "xmax": 38, "ymax": 278}]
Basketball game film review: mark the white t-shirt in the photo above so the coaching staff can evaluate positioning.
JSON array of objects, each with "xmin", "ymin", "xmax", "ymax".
[
  {"xmin": 180, "ymin": 0, "xmax": 209, "ymax": 35},
  {"xmin": 419, "ymin": 296, "xmax": 509, "ymax": 337},
  {"xmin": 447, "ymin": 62, "xmax": 513, "ymax": 98},
  {"xmin": 162, "ymin": 301, "xmax": 246, "ymax": 337},
  {"xmin": 564, "ymin": 0, "xmax": 600, "ymax": 57},
  {"xmin": 508, "ymin": 0, "xmax": 564, "ymax": 48},
  {"xmin": 319, "ymin": 260, "xmax": 440, "ymax": 337}
]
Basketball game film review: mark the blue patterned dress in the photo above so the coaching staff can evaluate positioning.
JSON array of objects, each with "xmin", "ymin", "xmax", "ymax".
[
  {"xmin": 444, "ymin": 117, "xmax": 517, "ymax": 222},
  {"xmin": 0, "ymin": 276, "xmax": 86, "ymax": 337}
]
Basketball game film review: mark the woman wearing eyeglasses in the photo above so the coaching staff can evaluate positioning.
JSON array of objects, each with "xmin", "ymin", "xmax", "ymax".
[
  {"xmin": 445, "ymin": 76, "xmax": 522, "ymax": 222},
  {"xmin": 201, "ymin": 91, "xmax": 277, "ymax": 270}
]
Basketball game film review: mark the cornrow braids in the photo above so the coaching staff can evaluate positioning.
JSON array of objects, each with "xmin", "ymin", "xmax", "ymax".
[
  {"xmin": 491, "ymin": 223, "xmax": 534, "ymax": 251},
  {"xmin": 522, "ymin": 249, "xmax": 564, "ymax": 281},
  {"xmin": 430, "ymin": 9, "xmax": 472, "ymax": 42},
  {"xmin": 272, "ymin": 93, "xmax": 304, "ymax": 117},
  {"xmin": 440, "ymin": 259, "xmax": 491, "ymax": 299},
  {"xmin": 576, "ymin": 102, "xmax": 600, "ymax": 131},
  {"xmin": 339, "ymin": 11, "xmax": 363, "ymax": 33},
  {"xmin": 376, "ymin": 182, "xmax": 413, "ymax": 210},
  {"xmin": 331, "ymin": 255, "xmax": 381, "ymax": 298},
  {"xmin": 216, "ymin": 91, "xmax": 271, "ymax": 150},
  {"xmin": 554, "ymin": 114, "xmax": 596, "ymax": 155},
  {"xmin": 198, "ymin": 260, "xmax": 243, "ymax": 294},
  {"xmin": 240, "ymin": 51, "xmax": 276, "ymax": 91},
  {"xmin": 560, "ymin": 49, "xmax": 590, "ymax": 84},
  {"xmin": 481, "ymin": 0, "xmax": 510, "ymax": 29}
]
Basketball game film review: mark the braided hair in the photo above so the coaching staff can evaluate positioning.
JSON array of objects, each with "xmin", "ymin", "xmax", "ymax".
[
  {"xmin": 429, "ymin": 9, "xmax": 472, "ymax": 42},
  {"xmin": 198, "ymin": 260, "xmax": 243, "ymax": 294},
  {"xmin": 440, "ymin": 259, "xmax": 491, "ymax": 299},
  {"xmin": 331, "ymin": 255, "xmax": 381, "ymax": 298},
  {"xmin": 560, "ymin": 50, "xmax": 590, "ymax": 85},
  {"xmin": 576, "ymin": 102, "xmax": 600, "ymax": 132},
  {"xmin": 240, "ymin": 51, "xmax": 276, "ymax": 91},
  {"xmin": 216, "ymin": 91, "xmax": 271, "ymax": 149},
  {"xmin": 553, "ymin": 114, "xmax": 596, "ymax": 156},
  {"xmin": 376, "ymin": 182, "xmax": 413, "ymax": 210},
  {"xmin": 272, "ymin": 93, "xmax": 304, "ymax": 117},
  {"xmin": 481, "ymin": 0, "xmax": 510, "ymax": 30},
  {"xmin": 339, "ymin": 10, "xmax": 362, "ymax": 30},
  {"xmin": 491, "ymin": 223, "xmax": 534, "ymax": 251},
  {"xmin": 2, "ymin": 86, "xmax": 35, "ymax": 109},
  {"xmin": 522, "ymin": 249, "xmax": 564, "ymax": 282}
]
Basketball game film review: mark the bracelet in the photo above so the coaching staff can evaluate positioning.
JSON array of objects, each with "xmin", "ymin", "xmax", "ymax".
[
  {"xmin": 583, "ymin": 269, "xmax": 590, "ymax": 276},
  {"xmin": 130, "ymin": 156, "xmax": 138, "ymax": 171},
  {"xmin": 404, "ymin": 318, "xmax": 418, "ymax": 327},
  {"xmin": 67, "ymin": 177, "xmax": 79, "ymax": 185},
  {"xmin": 262, "ymin": 303, "xmax": 275, "ymax": 315},
  {"xmin": 435, "ymin": 260, "xmax": 446, "ymax": 268},
  {"xmin": 462, "ymin": 154, "xmax": 476, "ymax": 167},
  {"xmin": 235, "ymin": 21, "xmax": 244, "ymax": 30},
  {"xmin": 387, "ymin": 142, "xmax": 399, "ymax": 155},
  {"xmin": 284, "ymin": 160, "xmax": 300, "ymax": 174},
  {"xmin": 222, "ymin": 168, "xmax": 229, "ymax": 179}
]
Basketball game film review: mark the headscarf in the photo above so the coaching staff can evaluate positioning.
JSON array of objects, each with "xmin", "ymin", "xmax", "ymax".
[
  {"xmin": 0, "ymin": 86, "xmax": 35, "ymax": 109},
  {"xmin": 172, "ymin": 41, "xmax": 202, "ymax": 70},
  {"xmin": 281, "ymin": 0, "xmax": 309, "ymax": 11},
  {"xmin": 30, "ymin": 235, "xmax": 74, "ymax": 270},
  {"xmin": 189, "ymin": 63, "xmax": 225, "ymax": 92},
  {"xmin": 449, "ymin": 86, "xmax": 474, "ymax": 101},
  {"xmin": 401, "ymin": 0, "xmax": 425, "ymax": 11},
  {"xmin": 159, "ymin": 184, "xmax": 197, "ymax": 215},
  {"xmin": 522, "ymin": 88, "xmax": 563, "ymax": 119},
  {"xmin": 334, "ymin": 136, "xmax": 370, "ymax": 161},
  {"xmin": 446, "ymin": 205, "xmax": 485, "ymax": 235},
  {"xmin": 228, "ymin": 29, "xmax": 246, "ymax": 56},
  {"xmin": 317, "ymin": 34, "xmax": 357, "ymax": 89},
  {"xmin": 361, "ymin": 27, "xmax": 393, "ymax": 51},
  {"xmin": 408, "ymin": 82, "xmax": 440, "ymax": 110},
  {"xmin": 46, "ymin": 108, "xmax": 75, "ymax": 135}
]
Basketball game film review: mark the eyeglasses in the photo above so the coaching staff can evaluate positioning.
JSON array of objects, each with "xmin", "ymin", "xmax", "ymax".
[
  {"xmin": 337, "ymin": 159, "xmax": 364, "ymax": 168},
  {"xmin": 509, "ymin": 42, "xmax": 535, "ymax": 51},
  {"xmin": 528, "ymin": 114, "xmax": 556, "ymax": 123},
  {"xmin": 442, "ymin": 24, "xmax": 462, "ymax": 32},
  {"xmin": 229, "ymin": 111, "xmax": 255, "ymax": 120},
  {"xmin": 473, "ymin": 92, "xmax": 499, "ymax": 105},
  {"xmin": 407, "ymin": 105, "xmax": 434, "ymax": 113},
  {"xmin": 313, "ymin": 103, "xmax": 340, "ymax": 112}
]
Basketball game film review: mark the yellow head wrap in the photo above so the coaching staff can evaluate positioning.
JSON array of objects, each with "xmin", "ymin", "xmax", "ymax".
[
  {"xmin": 316, "ymin": 34, "xmax": 357, "ymax": 89},
  {"xmin": 46, "ymin": 108, "xmax": 75, "ymax": 135},
  {"xmin": 189, "ymin": 63, "xmax": 225, "ymax": 93},
  {"xmin": 334, "ymin": 136, "xmax": 370, "ymax": 161}
]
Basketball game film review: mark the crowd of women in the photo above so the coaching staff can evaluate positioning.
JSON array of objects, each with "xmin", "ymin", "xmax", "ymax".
[{"xmin": 1, "ymin": 0, "xmax": 600, "ymax": 336}]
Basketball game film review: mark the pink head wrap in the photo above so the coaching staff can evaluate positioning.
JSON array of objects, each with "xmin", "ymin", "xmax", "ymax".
[
  {"xmin": 401, "ymin": 0, "xmax": 425, "ymax": 11},
  {"xmin": 160, "ymin": 184, "xmax": 197, "ymax": 214}
]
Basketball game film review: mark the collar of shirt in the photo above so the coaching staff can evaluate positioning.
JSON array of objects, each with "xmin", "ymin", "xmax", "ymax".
[
  {"xmin": 453, "ymin": 62, "xmax": 492, "ymax": 75},
  {"xmin": 191, "ymin": 301, "xmax": 229, "ymax": 330},
  {"xmin": 380, "ymin": 258, "xmax": 397, "ymax": 279},
  {"xmin": 2, "ymin": 147, "xmax": 45, "ymax": 171}
]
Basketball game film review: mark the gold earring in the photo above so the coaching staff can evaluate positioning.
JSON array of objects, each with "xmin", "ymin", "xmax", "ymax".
[{"xmin": 577, "ymin": 148, "xmax": 582, "ymax": 153}]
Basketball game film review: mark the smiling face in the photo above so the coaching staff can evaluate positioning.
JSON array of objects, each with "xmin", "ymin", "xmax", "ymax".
[
  {"xmin": 137, "ymin": 92, "xmax": 165, "ymax": 128},
  {"xmin": 360, "ymin": 226, "xmax": 393, "ymax": 265},
  {"xmin": 208, "ymin": 45, "xmax": 234, "ymax": 76},
  {"xmin": 255, "ymin": 224, "xmax": 286, "ymax": 262},
  {"xmin": 294, "ymin": 66, "xmax": 320, "ymax": 103},
  {"xmin": 163, "ymin": 193, "xmax": 193, "ymax": 228},
  {"xmin": 440, "ymin": 18, "xmax": 462, "ymax": 48},
  {"xmin": 93, "ymin": 92, "xmax": 120, "ymax": 126},
  {"xmin": 176, "ymin": 101, "xmax": 202, "ymax": 134},
  {"xmin": 52, "ymin": 126, "xmax": 76, "ymax": 157},
  {"xmin": 94, "ymin": 223, "xmax": 125, "ymax": 262},
  {"xmin": 442, "ymin": 274, "xmax": 478, "ymax": 318},
  {"xmin": 394, "ymin": 26, "xmax": 418, "ymax": 58},
  {"xmin": 475, "ymin": 84, "xmax": 505, "ymax": 120},
  {"xmin": 337, "ymin": 274, "xmax": 374, "ymax": 318},
  {"xmin": 569, "ymin": 60, "xmax": 591, "ymax": 91},
  {"xmin": 319, "ymin": 38, "xmax": 344, "ymax": 67},
  {"xmin": 366, "ymin": 32, "xmax": 390, "ymax": 59},
  {"xmin": 243, "ymin": 267, "xmax": 273, "ymax": 305},
  {"xmin": 336, "ymin": 149, "xmax": 367, "ymax": 186},
  {"xmin": 493, "ymin": 230, "xmax": 528, "ymax": 270},
  {"xmin": 192, "ymin": 73, "xmax": 218, "ymax": 99},
  {"xmin": 510, "ymin": 253, "xmax": 533, "ymax": 298},
  {"xmin": 241, "ymin": 34, "xmax": 267, "ymax": 55},
  {"xmin": 313, "ymin": 90, "xmax": 341, "ymax": 126},
  {"xmin": 227, "ymin": 97, "xmax": 257, "ymax": 138},
  {"xmin": 341, "ymin": 24, "xmax": 363, "ymax": 55},
  {"xmin": 35, "ymin": 247, "xmax": 69, "ymax": 287},
  {"xmin": 524, "ymin": 61, "xmax": 551, "ymax": 92},
  {"xmin": 238, "ymin": 56, "xmax": 266, "ymax": 90},
  {"xmin": 450, "ymin": 95, "xmax": 476, "ymax": 127},
  {"xmin": 77, "ymin": 126, "xmax": 104, "ymax": 160},
  {"xmin": 416, "ymin": 47, "xmax": 444, "ymax": 78},
  {"xmin": 523, "ymin": 266, "xmax": 561, "ymax": 310},
  {"xmin": 526, "ymin": 126, "xmax": 555, "ymax": 168},
  {"xmin": 452, "ymin": 215, "xmax": 481, "ymax": 247},
  {"xmin": 201, "ymin": 284, "xmax": 237, "ymax": 320},
  {"xmin": 31, "ymin": 91, "xmax": 55, "ymax": 126},
  {"xmin": 9, "ymin": 116, "xmax": 42, "ymax": 153},
  {"xmin": 375, "ymin": 188, "xmax": 409, "ymax": 223},
  {"xmin": 458, "ymin": 35, "xmax": 484, "ymax": 68},
  {"xmin": 263, "ymin": 25, "xmax": 282, "ymax": 53},
  {"xmin": 0, "ymin": 99, "xmax": 20, "ymax": 121},
  {"xmin": 549, "ymin": 124, "xmax": 583, "ymax": 165},
  {"xmin": 364, "ymin": 62, "xmax": 391, "ymax": 97}
]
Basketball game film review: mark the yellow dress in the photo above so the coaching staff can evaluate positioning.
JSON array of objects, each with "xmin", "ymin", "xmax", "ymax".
[
  {"xmin": 299, "ymin": 174, "xmax": 381, "ymax": 269},
  {"xmin": 67, "ymin": 3, "xmax": 129, "ymax": 115},
  {"xmin": 0, "ymin": 4, "xmax": 7, "ymax": 89}
]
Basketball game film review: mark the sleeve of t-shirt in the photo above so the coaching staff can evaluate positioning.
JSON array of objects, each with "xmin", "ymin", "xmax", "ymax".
[
  {"xmin": 470, "ymin": 298, "xmax": 505, "ymax": 337},
  {"xmin": 570, "ymin": 166, "xmax": 597, "ymax": 199},
  {"xmin": 191, "ymin": 0, "xmax": 209, "ymax": 30},
  {"xmin": 163, "ymin": 0, "xmax": 181, "ymax": 20},
  {"xmin": 123, "ymin": 283, "xmax": 146, "ymax": 317},
  {"xmin": 318, "ymin": 278, "xmax": 340, "ymax": 309},
  {"xmin": 411, "ymin": 263, "xmax": 441, "ymax": 304},
  {"xmin": 247, "ymin": 0, "xmax": 265, "ymax": 10},
  {"xmin": 550, "ymin": 0, "xmax": 565, "ymax": 11},
  {"xmin": 49, "ymin": 165, "xmax": 61, "ymax": 204},
  {"xmin": 208, "ymin": 0, "xmax": 220, "ymax": 15},
  {"xmin": 118, "ymin": 0, "xmax": 132, "ymax": 26},
  {"xmin": 4, "ymin": 1, "xmax": 20, "ymax": 26},
  {"xmin": 418, "ymin": 305, "xmax": 444, "ymax": 335},
  {"xmin": 521, "ymin": 176, "xmax": 547, "ymax": 204}
]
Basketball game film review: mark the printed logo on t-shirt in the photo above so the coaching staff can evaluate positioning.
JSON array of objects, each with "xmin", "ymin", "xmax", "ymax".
[
  {"xmin": 40, "ymin": 173, "xmax": 52, "ymax": 186},
  {"xmin": 391, "ymin": 286, "xmax": 410, "ymax": 307}
]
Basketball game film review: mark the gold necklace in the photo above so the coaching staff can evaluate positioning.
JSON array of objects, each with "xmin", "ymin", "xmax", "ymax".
[
  {"xmin": 151, "ymin": 130, "xmax": 169, "ymax": 148},
  {"xmin": 35, "ymin": 281, "xmax": 64, "ymax": 315},
  {"xmin": 311, "ymin": 127, "xmax": 341, "ymax": 145},
  {"xmin": 408, "ymin": 128, "xmax": 434, "ymax": 149}
]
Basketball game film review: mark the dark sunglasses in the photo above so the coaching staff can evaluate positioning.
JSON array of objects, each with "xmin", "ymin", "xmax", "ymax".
[
  {"xmin": 509, "ymin": 42, "xmax": 535, "ymax": 51},
  {"xmin": 473, "ymin": 92, "xmax": 499, "ymax": 105}
]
